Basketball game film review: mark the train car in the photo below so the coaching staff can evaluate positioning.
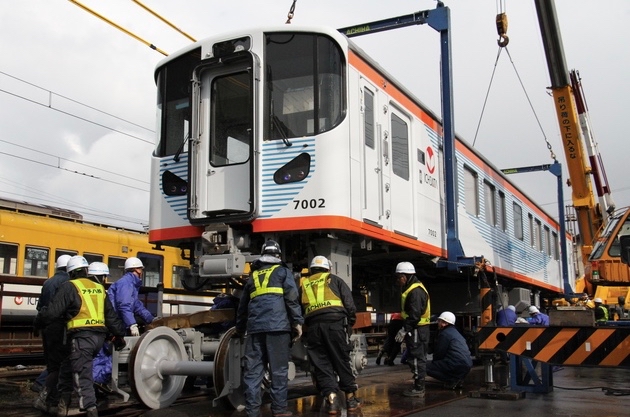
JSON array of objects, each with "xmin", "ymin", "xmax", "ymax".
[
  {"xmin": 0, "ymin": 198, "xmax": 200, "ymax": 322},
  {"xmin": 148, "ymin": 24, "xmax": 574, "ymax": 320}
]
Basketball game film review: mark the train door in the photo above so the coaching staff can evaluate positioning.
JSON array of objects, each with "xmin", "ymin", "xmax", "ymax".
[
  {"xmin": 360, "ymin": 81, "xmax": 383, "ymax": 225},
  {"xmin": 188, "ymin": 54, "xmax": 256, "ymax": 223},
  {"xmin": 388, "ymin": 106, "xmax": 414, "ymax": 235}
]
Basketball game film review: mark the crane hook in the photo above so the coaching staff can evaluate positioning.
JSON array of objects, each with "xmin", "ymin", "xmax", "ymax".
[{"xmin": 496, "ymin": 12, "xmax": 509, "ymax": 47}]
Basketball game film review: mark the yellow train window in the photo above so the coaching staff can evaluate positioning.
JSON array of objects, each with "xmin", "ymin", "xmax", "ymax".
[
  {"xmin": 0, "ymin": 242, "xmax": 18, "ymax": 275},
  {"xmin": 24, "ymin": 246, "xmax": 49, "ymax": 277}
]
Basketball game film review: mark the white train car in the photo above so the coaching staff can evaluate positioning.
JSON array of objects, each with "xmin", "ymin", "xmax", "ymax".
[{"xmin": 148, "ymin": 23, "xmax": 572, "ymax": 316}]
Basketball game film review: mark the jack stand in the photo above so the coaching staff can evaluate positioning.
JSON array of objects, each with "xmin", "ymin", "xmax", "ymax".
[
  {"xmin": 509, "ymin": 354, "xmax": 553, "ymax": 393},
  {"xmin": 469, "ymin": 353, "xmax": 525, "ymax": 400}
]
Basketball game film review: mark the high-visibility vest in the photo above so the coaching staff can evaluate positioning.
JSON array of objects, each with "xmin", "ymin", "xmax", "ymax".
[
  {"xmin": 250, "ymin": 265, "xmax": 284, "ymax": 299},
  {"xmin": 596, "ymin": 305, "xmax": 609, "ymax": 322},
  {"xmin": 401, "ymin": 282, "xmax": 431, "ymax": 326},
  {"xmin": 301, "ymin": 272, "xmax": 343, "ymax": 316},
  {"xmin": 67, "ymin": 279, "xmax": 105, "ymax": 330}
]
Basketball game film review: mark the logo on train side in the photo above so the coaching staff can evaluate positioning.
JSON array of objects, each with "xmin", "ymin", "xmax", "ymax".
[
  {"xmin": 14, "ymin": 296, "xmax": 23, "ymax": 305},
  {"xmin": 426, "ymin": 146, "xmax": 436, "ymax": 174}
]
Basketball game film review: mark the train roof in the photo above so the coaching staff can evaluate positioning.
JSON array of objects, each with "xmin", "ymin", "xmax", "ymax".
[{"xmin": 0, "ymin": 197, "xmax": 83, "ymax": 220}]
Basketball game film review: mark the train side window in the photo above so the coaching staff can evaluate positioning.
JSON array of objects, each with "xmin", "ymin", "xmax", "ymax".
[
  {"xmin": 463, "ymin": 166, "xmax": 479, "ymax": 216},
  {"xmin": 24, "ymin": 246, "xmax": 49, "ymax": 277},
  {"xmin": 528, "ymin": 214, "xmax": 535, "ymax": 247},
  {"xmin": 498, "ymin": 192, "xmax": 506, "ymax": 231},
  {"xmin": 513, "ymin": 203, "xmax": 523, "ymax": 240},
  {"xmin": 0, "ymin": 242, "xmax": 18, "ymax": 275},
  {"xmin": 171, "ymin": 265, "xmax": 188, "ymax": 289},
  {"xmin": 535, "ymin": 219, "xmax": 543, "ymax": 251},
  {"xmin": 544, "ymin": 227, "xmax": 551, "ymax": 257},
  {"xmin": 484, "ymin": 181, "xmax": 496, "ymax": 227},
  {"xmin": 391, "ymin": 113, "xmax": 409, "ymax": 181},
  {"xmin": 364, "ymin": 87, "xmax": 375, "ymax": 149},
  {"xmin": 552, "ymin": 232, "xmax": 559, "ymax": 260},
  {"xmin": 83, "ymin": 253, "xmax": 103, "ymax": 264},
  {"xmin": 56, "ymin": 250, "xmax": 77, "ymax": 259},
  {"xmin": 108, "ymin": 257, "xmax": 126, "ymax": 283}
]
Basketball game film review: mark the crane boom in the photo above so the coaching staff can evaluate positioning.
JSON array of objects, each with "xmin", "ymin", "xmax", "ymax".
[{"xmin": 534, "ymin": 0, "xmax": 601, "ymax": 260}]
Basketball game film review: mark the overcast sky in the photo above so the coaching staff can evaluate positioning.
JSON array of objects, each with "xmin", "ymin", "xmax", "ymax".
[{"xmin": 1, "ymin": 0, "xmax": 628, "ymax": 231}]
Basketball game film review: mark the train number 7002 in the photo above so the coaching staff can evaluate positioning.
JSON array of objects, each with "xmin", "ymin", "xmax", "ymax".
[{"xmin": 293, "ymin": 199, "xmax": 326, "ymax": 209}]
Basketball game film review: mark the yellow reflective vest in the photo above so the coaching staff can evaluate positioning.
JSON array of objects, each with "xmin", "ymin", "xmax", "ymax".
[
  {"xmin": 67, "ymin": 278, "xmax": 106, "ymax": 330},
  {"xmin": 300, "ymin": 272, "xmax": 344, "ymax": 316},
  {"xmin": 250, "ymin": 265, "xmax": 284, "ymax": 299},
  {"xmin": 401, "ymin": 282, "xmax": 431, "ymax": 326}
]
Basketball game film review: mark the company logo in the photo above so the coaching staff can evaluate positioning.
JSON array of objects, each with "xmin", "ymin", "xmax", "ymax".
[
  {"xmin": 426, "ymin": 146, "xmax": 436, "ymax": 174},
  {"xmin": 14, "ymin": 296, "xmax": 23, "ymax": 305}
]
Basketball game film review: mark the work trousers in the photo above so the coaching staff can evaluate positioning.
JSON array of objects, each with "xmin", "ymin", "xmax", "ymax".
[
  {"xmin": 306, "ymin": 320, "xmax": 357, "ymax": 396},
  {"xmin": 43, "ymin": 320, "xmax": 70, "ymax": 405},
  {"xmin": 404, "ymin": 325, "xmax": 430, "ymax": 387},
  {"xmin": 57, "ymin": 331, "xmax": 105, "ymax": 411},
  {"xmin": 242, "ymin": 332, "xmax": 291, "ymax": 417}
]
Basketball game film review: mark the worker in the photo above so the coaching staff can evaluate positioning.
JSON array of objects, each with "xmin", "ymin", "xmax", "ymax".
[
  {"xmin": 526, "ymin": 306, "xmax": 549, "ymax": 326},
  {"xmin": 593, "ymin": 298, "xmax": 609, "ymax": 324},
  {"xmin": 426, "ymin": 312, "xmax": 472, "ymax": 389},
  {"xmin": 496, "ymin": 305, "xmax": 517, "ymax": 326},
  {"xmin": 376, "ymin": 312, "xmax": 404, "ymax": 366},
  {"xmin": 614, "ymin": 296, "xmax": 627, "ymax": 320},
  {"xmin": 32, "ymin": 254, "xmax": 73, "ymax": 414},
  {"xmin": 235, "ymin": 240, "xmax": 304, "ymax": 417},
  {"xmin": 107, "ymin": 257, "xmax": 154, "ymax": 336},
  {"xmin": 394, "ymin": 261, "xmax": 431, "ymax": 397},
  {"xmin": 299, "ymin": 256, "xmax": 360, "ymax": 414},
  {"xmin": 40, "ymin": 256, "xmax": 126, "ymax": 417}
]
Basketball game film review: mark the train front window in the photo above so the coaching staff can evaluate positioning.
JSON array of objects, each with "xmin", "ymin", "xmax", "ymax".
[
  {"xmin": 155, "ymin": 48, "xmax": 201, "ymax": 157},
  {"xmin": 264, "ymin": 33, "xmax": 345, "ymax": 140},
  {"xmin": 24, "ymin": 246, "xmax": 49, "ymax": 277},
  {"xmin": 0, "ymin": 243, "xmax": 18, "ymax": 275}
]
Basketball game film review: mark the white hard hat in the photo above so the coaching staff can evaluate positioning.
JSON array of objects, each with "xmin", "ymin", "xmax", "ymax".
[
  {"xmin": 593, "ymin": 297, "xmax": 603, "ymax": 303},
  {"xmin": 310, "ymin": 256, "xmax": 330, "ymax": 271},
  {"xmin": 66, "ymin": 256, "xmax": 89, "ymax": 273},
  {"xmin": 88, "ymin": 262, "xmax": 109, "ymax": 277},
  {"xmin": 395, "ymin": 262, "xmax": 416, "ymax": 274},
  {"xmin": 507, "ymin": 305, "xmax": 516, "ymax": 312},
  {"xmin": 528, "ymin": 306, "xmax": 540, "ymax": 314},
  {"xmin": 124, "ymin": 257, "xmax": 144, "ymax": 270},
  {"xmin": 56, "ymin": 254, "xmax": 72, "ymax": 269},
  {"xmin": 438, "ymin": 311, "xmax": 456, "ymax": 325}
]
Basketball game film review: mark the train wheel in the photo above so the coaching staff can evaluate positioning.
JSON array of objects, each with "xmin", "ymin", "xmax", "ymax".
[
  {"xmin": 128, "ymin": 327, "xmax": 188, "ymax": 409},
  {"xmin": 213, "ymin": 327, "xmax": 246, "ymax": 410}
]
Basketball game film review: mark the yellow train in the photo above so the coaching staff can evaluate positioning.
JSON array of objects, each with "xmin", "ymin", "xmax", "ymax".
[{"xmin": 0, "ymin": 197, "xmax": 198, "ymax": 322}]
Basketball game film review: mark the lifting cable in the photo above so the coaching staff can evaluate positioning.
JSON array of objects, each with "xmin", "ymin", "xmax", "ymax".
[
  {"xmin": 68, "ymin": 0, "xmax": 169, "ymax": 56},
  {"xmin": 131, "ymin": 0, "xmax": 197, "ymax": 42},
  {"xmin": 472, "ymin": 1, "xmax": 557, "ymax": 163},
  {"xmin": 286, "ymin": 0, "xmax": 297, "ymax": 24}
]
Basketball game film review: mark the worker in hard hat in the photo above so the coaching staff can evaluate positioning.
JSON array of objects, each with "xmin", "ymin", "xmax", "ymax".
[
  {"xmin": 592, "ymin": 298, "xmax": 609, "ymax": 324},
  {"xmin": 299, "ymin": 255, "xmax": 359, "ymax": 414},
  {"xmin": 526, "ymin": 305, "xmax": 549, "ymax": 326},
  {"xmin": 394, "ymin": 261, "xmax": 430, "ymax": 397},
  {"xmin": 426, "ymin": 311, "xmax": 472, "ymax": 389},
  {"xmin": 496, "ymin": 305, "xmax": 517, "ymax": 326}
]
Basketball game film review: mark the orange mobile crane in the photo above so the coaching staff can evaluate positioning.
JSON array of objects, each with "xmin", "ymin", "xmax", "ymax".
[{"xmin": 535, "ymin": 0, "xmax": 629, "ymax": 308}]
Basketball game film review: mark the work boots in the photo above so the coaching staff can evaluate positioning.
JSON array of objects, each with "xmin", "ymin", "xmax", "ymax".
[
  {"xmin": 325, "ymin": 392, "xmax": 340, "ymax": 415},
  {"xmin": 56, "ymin": 394, "xmax": 72, "ymax": 417},
  {"xmin": 402, "ymin": 381, "xmax": 425, "ymax": 397},
  {"xmin": 345, "ymin": 392, "xmax": 361, "ymax": 412},
  {"xmin": 86, "ymin": 406, "xmax": 98, "ymax": 417},
  {"xmin": 375, "ymin": 350, "xmax": 384, "ymax": 365}
]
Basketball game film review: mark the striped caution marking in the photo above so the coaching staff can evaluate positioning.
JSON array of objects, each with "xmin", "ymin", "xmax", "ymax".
[{"xmin": 477, "ymin": 326, "xmax": 630, "ymax": 367}]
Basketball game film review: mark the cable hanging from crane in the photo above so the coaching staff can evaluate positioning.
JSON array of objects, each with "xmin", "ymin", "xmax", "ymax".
[
  {"xmin": 68, "ymin": 0, "xmax": 169, "ymax": 56},
  {"xmin": 472, "ymin": 3, "xmax": 557, "ymax": 163},
  {"xmin": 286, "ymin": 0, "xmax": 297, "ymax": 24}
]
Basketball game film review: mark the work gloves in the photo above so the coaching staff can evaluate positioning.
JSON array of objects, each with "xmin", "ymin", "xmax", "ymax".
[
  {"xmin": 291, "ymin": 323, "xmax": 303, "ymax": 343},
  {"xmin": 129, "ymin": 324, "xmax": 140, "ymax": 337},
  {"xmin": 395, "ymin": 328, "xmax": 408, "ymax": 343}
]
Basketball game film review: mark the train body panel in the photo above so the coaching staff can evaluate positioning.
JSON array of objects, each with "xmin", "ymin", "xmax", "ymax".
[{"xmin": 148, "ymin": 25, "xmax": 570, "ymax": 309}]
